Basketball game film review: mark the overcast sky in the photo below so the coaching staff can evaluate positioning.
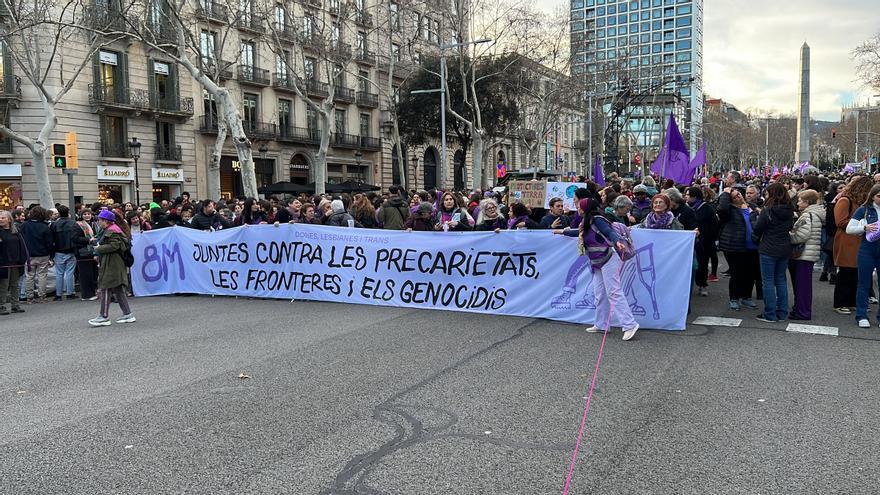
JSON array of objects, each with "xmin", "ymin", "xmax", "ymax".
[{"xmin": 536, "ymin": 0, "xmax": 879, "ymax": 121}]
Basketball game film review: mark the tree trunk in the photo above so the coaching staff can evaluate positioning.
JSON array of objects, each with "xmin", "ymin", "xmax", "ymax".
[
  {"xmin": 31, "ymin": 145, "xmax": 54, "ymax": 208},
  {"xmin": 471, "ymin": 127, "xmax": 483, "ymax": 191},
  {"xmin": 314, "ymin": 103, "xmax": 333, "ymax": 196},
  {"xmin": 219, "ymin": 93, "xmax": 258, "ymax": 198},
  {"xmin": 206, "ymin": 108, "xmax": 227, "ymax": 201},
  {"xmin": 392, "ymin": 123, "xmax": 406, "ymax": 189}
]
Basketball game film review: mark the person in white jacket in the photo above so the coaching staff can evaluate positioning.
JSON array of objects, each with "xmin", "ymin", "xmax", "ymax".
[
  {"xmin": 846, "ymin": 184, "xmax": 880, "ymax": 328},
  {"xmin": 788, "ymin": 190, "xmax": 825, "ymax": 320}
]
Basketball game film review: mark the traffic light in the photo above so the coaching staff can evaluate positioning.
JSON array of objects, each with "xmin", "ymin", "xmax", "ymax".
[
  {"xmin": 52, "ymin": 143, "xmax": 67, "ymax": 169},
  {"xmin": 832, "ymin": 129, "xmax": 837, "ymax": 139},
  {"xmin": 65, "ymin": 132, "xmax": 79, "ymax": 170}
]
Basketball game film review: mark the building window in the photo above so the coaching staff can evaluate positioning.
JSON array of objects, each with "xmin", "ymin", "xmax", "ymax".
[
  {"xmin": 278, "ymin": 99, "xmax": 292, "ymax": 131},
  {"xmin": 276, "ymin": 51, "xmax": 289, "ymax": 81},
  {"xmin": 200, "ymin": 30, "xmax": 216, "ymax": 66},
  {"xmin": 274, "ymin": 3, "xmax": 286, "ymax": 30},
  {"xmin": 150, "ymin": 60, "xmax": 177, "ymax": 109},
  {"xmin": 242, "ymin": 93, "xmax": 259, "ymax": 124},
  {"xmin": 357, "ymin": 31, "xmax": 367, "ymax": 56},
  {"xmin": 358, "ymin": 70, "xmax": 369, "ymax": 93},
  {"xmin": 303, "ymin": 14, "xmax": 315, "ymax": 38},
  {"xmin": 96, "ymin": 49, "xmax": 123, "ymax": 102},
  {"xmin": 304, "ymin": 57, "xmax": 316, "ymax": 80},
  {"xmin": 240, "ymin": 41, "xmax": 255, "ymax": 72},
  {"xmin": 359, "ymin": 113, "xmax": 370, "ymax": 137},
  {"xmin": 335, "ymin": 108, "xmax": 346, "ymax": 134},
  {"xmin": 390, "ymin": 2, "xmax": 399, "ymax": 29},
  {"xmin": 156, "ymin": 121, "xmax": 176, "ymax": 160},
  {"xmin": 100, "ymin": 115, "xmax": 127, "ymax": 157}
]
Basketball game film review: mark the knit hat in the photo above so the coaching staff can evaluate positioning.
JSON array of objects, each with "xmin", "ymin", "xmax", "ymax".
[
  {"xmin": 633, "ymin": 184, "xmax": 649, "ymax": 194},
  {"xmin": 149, "ymin": 202, "xmax": 161, "ymax": 210},
  {"xmin": 98, "ymin": 209, "xmax": 116, "ymax": 222},
  {"xmin": 330, "ymin": 199, "xmax": 345, "ymax": 213}
]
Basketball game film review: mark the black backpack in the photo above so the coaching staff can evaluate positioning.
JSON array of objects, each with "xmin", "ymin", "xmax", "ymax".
[
  {"xmin": 121, "ymin": 238, "xmax": 134, "ymax": 268},
  {"xmin": 51, "ymin": 219, "xmax": 76, "ymax": 252}
]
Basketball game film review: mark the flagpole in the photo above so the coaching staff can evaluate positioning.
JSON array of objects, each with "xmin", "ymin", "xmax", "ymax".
[{"xmin": 661, "ymin": 114, "xmax": 671, "ymax": 179}]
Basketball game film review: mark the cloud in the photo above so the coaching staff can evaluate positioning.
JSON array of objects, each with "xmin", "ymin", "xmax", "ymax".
[{"xmin": 535, "ymin": 0, "xmax": 879, "ymax": 121}]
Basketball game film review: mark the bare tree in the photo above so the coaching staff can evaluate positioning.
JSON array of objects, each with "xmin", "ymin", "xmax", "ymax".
[
  {"xmin": 0, "ymin": 0, "xmax": 129, "ymax": 207},
  {"xmin": 853, "ymin": 33, "xmax": 880, "ymax": 93}
]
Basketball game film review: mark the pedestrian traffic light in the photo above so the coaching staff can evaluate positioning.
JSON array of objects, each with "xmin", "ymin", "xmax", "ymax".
[
  {"xmin": 65, "ymin": 132, "xmax": 79, "ymax": 170},
  {"xmin": 832, "ymin": 129, "xmax": 837, "ymax": 139},
  {"xmin": 52, "ymin": 143, "xmax": 67, "ymax": 169}
]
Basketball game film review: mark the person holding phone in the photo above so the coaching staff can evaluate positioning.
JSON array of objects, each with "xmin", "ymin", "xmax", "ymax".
[{"xmin": 434, "ymin": 192, "xmax": 472, "ymax": 232}]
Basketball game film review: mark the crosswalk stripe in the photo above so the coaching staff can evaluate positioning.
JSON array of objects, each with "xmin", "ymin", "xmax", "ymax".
[
  {"xmin": 692, "ymin": 316, "xmax": 742, "ymax": 327},
  {"xmin": 785, "ymin": 323, "xmax": 839, "ymax": 337}
]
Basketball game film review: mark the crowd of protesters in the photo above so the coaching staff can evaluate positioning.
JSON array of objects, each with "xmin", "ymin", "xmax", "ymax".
[{"xmin": 2, "ymin": 168, "xmax": 879, "ymax": 331}]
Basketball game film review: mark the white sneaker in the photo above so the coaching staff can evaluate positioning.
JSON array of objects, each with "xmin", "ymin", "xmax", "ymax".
[
  {"xmin": 115, "ymin": 314, "xmax": 136, "ymax": 324},
  {"xmin": 698, "ymin": 287, "xmax": 708, "ymax": 297},
  {"xmin": 858, "ymin": 319, "xmax": 870, "ymax": 328},
  {"xmin": 870, "ymin": 297, "xmax": 878, "ymax": 304},
  {"xmin": 622, "ymin": 324, "xmax": 640, "ymax": 341},
  {"xmin": 88, "ymin": 317, "xmax": 111, "ymax": 327},
  {"xmin": 585, "ymin": 325, "xmax": 603, "ymax": 333}
]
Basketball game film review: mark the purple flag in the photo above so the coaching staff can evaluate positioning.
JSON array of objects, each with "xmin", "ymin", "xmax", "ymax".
[
  {"xmin": 650, "ymin": 114, "xmax": 690, "ymax": 184},
  {"xmin": 593, "ymin": 155, "xmax": 605, "ymax": 186},
  {"xmin": 684, "ymin": 144, "xmax": 706, "ymax": 183},
  {"xmin": 772, "ymin": 165, "xmax": 779, "ymax": 175}
]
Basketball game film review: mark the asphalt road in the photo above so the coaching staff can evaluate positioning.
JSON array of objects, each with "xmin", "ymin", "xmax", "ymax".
[{"xmin": 1, "ymin": 268, "xmax": 878, "ymax": 494}]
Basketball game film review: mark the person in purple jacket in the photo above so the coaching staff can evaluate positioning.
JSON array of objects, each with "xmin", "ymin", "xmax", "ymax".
[{"xmin": 554, "ymin": 198, "xmax": 640, "ymax": 341}]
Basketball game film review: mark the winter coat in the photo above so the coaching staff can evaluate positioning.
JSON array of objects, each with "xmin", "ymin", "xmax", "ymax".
[
  {"xmin": 833, "ymin": 197, "xmax": 860, "ymax": 268},
  {"xmin": 692, "ymin": 202, "xmax": 719, "ymax": 252},
  {"xmin": 0, "ymin": 228, "xmax": 28, "ymax": 279},
  {"xmin": 672, "ymin": 203, "xmax": 698, "ymax": 230},
  {"xmin": 434, "ymin": 208, "xmax": 473, "ymax": 231},
  {"xmin": 50, "ymin": 217, "xmax": 78, "ymax": 254},
  {"xmin": 717, "ymin": 192, "xmax": 759, "ymax": 253},
  {"xmin": 378, "ymin": 197, "xmax": 410, "ymax": 230},
  {"xmin": 326, "ymin": 211, "xmax": 357, "ymax": 227},
  {"xmin": 190, "ymin": 211, "xmax": 232, "ymax": 231},
  {"xmin": 475, "ymin": 217, "xmax": 507, "ymax": 231},
  {"xmin": 752, "ymin": 204, "xmax": 794, "ymax": 259},
  {"xmin": 789, "ymin": 203, "xmax": 826, "ymax": 263},
  {"xmin": 404, "ymin": 216, "xmax": 435, "ymax": 231},
  {"xmin": 20, "ymin": 219, "xmax": 54, "ymax": 257},
  {"xmin": 539, "ymin": 213, "xmax": 571, "ymax": 229},
  {"xmin": 94, "ymin": 225, "xmax": 130, "ymax": 289}
]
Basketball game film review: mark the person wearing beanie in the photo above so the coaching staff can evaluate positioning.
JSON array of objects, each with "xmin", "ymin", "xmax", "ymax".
[
  {"xmin": 404, "ymin": 202, "xmax": 436, "ymax": 231},
  {"xmin": 326, "ymin": 199, "xmax": 357, "ymax": 227},
  {"xmin": 553, "ymin": 198, "xmax": 640, "ymax": 341},
  {"xmin": 88, "ymin": 209, "xmax": 136, "ymax": 326}
]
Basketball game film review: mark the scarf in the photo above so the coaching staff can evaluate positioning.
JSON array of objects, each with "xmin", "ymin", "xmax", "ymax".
[
  {"xmin": 688, "ymin": 199, "xmax": 704, "ymax": 211},
  {"xmin": 645, "ymin": 211, "xmax": 675, "ymax": 229},
  {"xmin": 77, "ymin": 220, "xmax": 94, "ymax": 238},
  {"xmin": 508, "ymin": 215, "xmax": 529, "ymax": 229}
]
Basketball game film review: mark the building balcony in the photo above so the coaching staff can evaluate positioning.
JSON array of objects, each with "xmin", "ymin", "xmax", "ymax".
[
  {"xmin": 334, "ymin": 87, "xmax": 355, "ymax": 104},
  {"xmin": 155, "ymin": 144, "xmax": 183, "ymax": 161},
  {"xmin": 235, "ymin": 13, "xmax": 265, "ymax": 33},
  {"xmin": 355, "ymin": 10, "xmax": 373, "ymax": 27},
  {"xmin": 101, "ymin": 141, "xmax": 131, "ymax": 159},
  {"xmin": 149, "ymin": 19, "xmax": 177, "ymax": 43},
  {"xmin": 360, "ymin": 136, "xmax": 381, "ymax": 151},
  {"xmin": 333, "ymin": 133, "xmax": 361, "ymax": 149},
  {"xmin": 0, "ymin": 75, "xmax": 21, "ymax": 100},
  {"xmin": 278, "ymin": 126, "xmax": 321, "ymax": 145},
  {"xmin": 88, "ymin": 84, "xmax": 150, "ymax": 113},
  {"xmin": 204, "ymin": 60, "xmax": 234, "ymax": 81},
  {"xmin": 573, "ymin": 139, "xmax": 589, "ymax": 149},
  {"xmin": 150, "ymin": 93, "xmax": 195, "ymax": 118},
  {"xmin": 298, "ymin": 32, "xmax": 324, "ymax": 52},
  {"xmin": 243, "ymin": 121, "xmax": 277, "ymax": 140},
  {"xmin": 273, "ymin": 73, "xmax": 300, "ymax": 93},
  {"xmin": 333, "ymin": 42, "xmax": 352, "ymax": 59},
  {"xmin": 378, "ymin": 58, "xmax": 416, "ymax": 79},
  {"xmin": 276, "ymin": 25, "xmax": 297, "ymax": 42},
  {"xmin": 355, "ymin": 50, "xmax": 376, "ymax": 66},
  {"xmin": 195, "ymin": 2, "xmax": 228, "ymax": 23},
  {"xmin": 199, "ymin": 115, "xmax": 220, "ymax": 134},
  {"xmin": 304, "ymin": 79, "xmax": 329, "ymax": 99},
  {"xmin": 237, "ymin": 66, "xmax": 271, "ymax": 86},
  {"xmin": 83, "ymin": 5, "xmax": 127, "ymax": 32},
  {"xmin": 356, "ymin": 91, "xmax": 379, "ymax": 108}
]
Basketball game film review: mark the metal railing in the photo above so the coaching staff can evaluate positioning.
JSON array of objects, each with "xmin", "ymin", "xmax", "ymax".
[
  {"xmin": 83, "ymin": 5, "xmax": 127, "ymax": 31},
  {"xmin": 151, "ymin": 93, "xmax": 195, "ymax": 115},
  {"xmin": 199, "ymin": 115, "xmax": 219, "ymax": 133},
  {"xmin": 242, "ymin": 121, "xmax": 277, "ymax": 139},
  {"xmin": 573, "ymin": 139, "xmax": 589, "ymax": 149},
  {"xmin": 278, "ymin": 126, "xmax": 321, "ymax": 145},
  {"xmin": 195, "ymin": 2, "xmax": 228, "ymax": 21},
  {"xmin": 273, "ymin": 72, "xmax": 299, "ymax": 92},
  {"xmin": 360, "ymin": 136, "xmax": 381, "ymax": 150},
  {"xmin": 235, "ymin": 13, "xmax": 266, "ymax": 32},
  {"xmin": 355, "ymin": 50, "xmax": 376, "ymax": 66},
  {"xmin": 298, "ymin": 32, "xmax": 324, "ymax": 52},
  {"xmin": 356, "ymin": 91, "xmax": 378, "ymax": 108},
  {"xmin": 304, "ymin": 79, "xmax": 329, "ymax": 98},
  {"xmin": 333, "ymin": 42, "xmax": 352, "ymax": 58},
  {"xmin": 101, "ymin": 141, "xmax": 131, "ymax": 158},
  {"xmin": 334, "ymin": 87, "xmax": 355, "ymax": 103},
  {"xmin": 355, "ymin": 10, "xmax": 372, "ymax": 27},
  {"xmin": 237, "ymin": 66, "xmax": 271, "ymax": 86},
  {"xmin": 155, "ymin": 144, "xmax": 182, "ymax": 161},
  {"xmin": 276, "ymin": 25, "xmax": 297, "ymax": 41},
  {"xmin": 88, "ymin": 84, "xmax": 150, "ymax": 109},
  {"xmin": 333, "ymin": 133, "xmax": 360, "ymax": 149}
]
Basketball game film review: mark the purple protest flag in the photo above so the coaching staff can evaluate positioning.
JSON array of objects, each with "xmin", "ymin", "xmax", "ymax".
[
  {"xmin": 650, "ymin": 114, "xmax": 690, "ymax": 183},
  {"xmin": 772, "ymin": 165, "xmax": 779, "ymax": 175},
  {"xmin": 748, "ymin": 167, "xmax": 756, "ymax": 177},
  {"xmin": 593, "ymin": 155, "xmax": 606, "ymax": 186},
  {"xmin": 681, "ymin": 144, "xmax": 706, "ymax": 184}
]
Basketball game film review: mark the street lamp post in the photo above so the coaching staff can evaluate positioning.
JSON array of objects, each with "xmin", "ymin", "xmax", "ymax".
[{"xmin": 128, "ymin": 137, "xmax": 142, "ymax": 206}]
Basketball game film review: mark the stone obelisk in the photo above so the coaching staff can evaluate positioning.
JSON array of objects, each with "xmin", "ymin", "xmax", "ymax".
[{"xmin": 795, "ymin": 42, "xmax": 811, "ymax": 163}]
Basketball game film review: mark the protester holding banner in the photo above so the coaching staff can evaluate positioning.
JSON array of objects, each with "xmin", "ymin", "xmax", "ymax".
[
  {"xmin": 88, "ymin": 210, "xmax": 135, "ymax": 327},
  {"xmin": 752, "ymin": 183, "xmax": 794, "ymax": 322},
  {"xmin": 638, "ymin": 194, "xmax": 683, "ymax": 230},
  {"xmin": 556, "ymin": 198, "xmax": 639, "ymax": 341},
  {"xmin": 717, "ymin": 187, "xmax": 762, "ymax": 311},
  {"xmin": 630, "ymin": 185, "xmax": 653, "ymax": 224},
  {"xmin": 405, "ymin": 203, "xmax": 437, "ymax": 232},
  {"xmin": 847, "ymin": 184, "xmax": 880, "ymax": 328},
  {"xmin": 833, "ymin": 176, "xmax": 872, "ymax": 314},
  {"xmin": 507, "ymin": 203, "xmax": 541, "ymax": 230},
  {"xmin": 475, "ymin": 199, "xmax": 507, "ymax": 232},
  {"xmin": 434, "ymin": 192, "xmax": 472, "ymax": 232},
  {"xmin": 190, "ymin": 200, "xmax": 231, "ymax": 231},
  {"xmin": 604, "ymin": 195, "xmax": 634, "ymax": 226}
]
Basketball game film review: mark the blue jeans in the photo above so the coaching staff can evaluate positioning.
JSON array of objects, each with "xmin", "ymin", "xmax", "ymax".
[
  {"xmin": 759, "ymin": 254, "xmax": 789, "ymax": 321},
  {"xmin": 856, "ymin": 245, "xmax": 880, "ymax": 321},
  {"xmin": 54, "ymin": 252, "xmax": 76, "ymax": 296}
]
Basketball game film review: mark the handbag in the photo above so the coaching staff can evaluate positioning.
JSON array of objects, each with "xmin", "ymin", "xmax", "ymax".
[{"xmin": 790, "ymin": 212, "xmax": 815, "ymax": 259}]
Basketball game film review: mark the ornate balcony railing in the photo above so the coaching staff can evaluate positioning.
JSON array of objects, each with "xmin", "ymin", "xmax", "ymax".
[
  {"xmin": 334, "ymin": 87, "xmax": 355, "ymax": 103},
  {"xmin": 304, "ymin": 79, "xmax": 329, "ymax": 98},
  {"xmin": 101, "ymin": 141, "xmax": 131, "ymax": 158},
  {"xmin": 237, "ymin": 66, "xmax": 271, "ymax": 86},
  {"xmin": 155, "ymin": 144, "xmax": 183, "ymax": 161},
  {"xmin": 195, "ymin": 2, "xmax": 228, "ymax": 22},
  {"xmin": 278, "ymin": 126, "xmax": 321, "ymax": 145},
  {"xmin": 0, "ymin": 75, "xmax": 21, "ymax": 99},
  {"xmin": 360, "ymin": 136, "xmax": 381, "ymax": 150},
  {"xmin": 88, "ymin": 84, "xmax": 150, "ymax": 110},
  {"xmin": 356, "ymin": 91, "xmax": 378, "ymax": 108},
  {"xmin": 333, "ymin": 133, "xmax": 360, "ymax": 149}
]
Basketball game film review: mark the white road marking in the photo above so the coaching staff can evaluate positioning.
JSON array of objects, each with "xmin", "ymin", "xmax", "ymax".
[
  {"xmin": 692, "ymin": 316, "xmax": 742, "ymax": 327},
  {"xmin": 785, "ymin": 323, "xmax": 839, "ymax": 337}
]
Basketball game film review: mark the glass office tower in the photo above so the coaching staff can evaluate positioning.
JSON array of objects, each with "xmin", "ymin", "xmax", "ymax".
[{"xmin": 570, "ymin": 0, "xmax": 703, "ymax": 166}]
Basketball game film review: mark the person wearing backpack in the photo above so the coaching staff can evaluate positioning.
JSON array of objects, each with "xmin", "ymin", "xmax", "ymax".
[
  {"xmin": 554, "ymin": 198, "xmax": 639, "ymax": 341},
  {"xmin": 50, "ymin": 205, "xmax": 78, "ymax": 300},
  {"xmin": 88, "ymin": 210, "xmax": 135, "ymax": 327}
]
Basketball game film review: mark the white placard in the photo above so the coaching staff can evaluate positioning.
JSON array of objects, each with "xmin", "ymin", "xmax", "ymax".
[
  {"xmin": 97, "ymin": 165, "xmax": 134, "ymax": 182},
  {"xmin": 0, "ymin": 163, "xmax": 22, "ymax": 178},
  {"xmin": 99, "ymin": 51, "xmax": 118, "ymax": 66},
  {"xmin": 154, "ymin": 61, "xmax": 170, "ymax": 75}
]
